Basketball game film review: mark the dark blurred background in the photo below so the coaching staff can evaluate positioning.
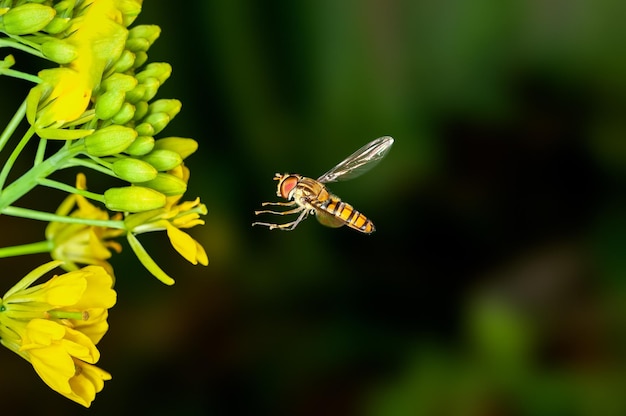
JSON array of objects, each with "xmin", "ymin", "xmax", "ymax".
[{"xmin": 2, "ymin": 1, "xmax": 626, "ymax": 414}]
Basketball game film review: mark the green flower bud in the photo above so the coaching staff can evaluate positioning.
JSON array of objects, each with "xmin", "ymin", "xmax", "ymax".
[
  {"xmin": 134, "ymin": 122, "xmax": 154, "ymax": 137},
  {"xmin": 154, "ymin": 137, "xmax": 198, "ymax": 160},
  {"xmin": 140, "ymin": 77, "xmax": 160, "ymax": 101},
  {"xmin": 136, "ymin": 62, "xmax": 171, "ymax": 85},
  {"xmin": 142, "ymin": 112, "xmax": 170, "ymax": 135},
  {"xmin": 138, "ymin": 173, "xmax": 187, "ymax": 196},
  {"xmin": 0, "ymin": 4, "xmax": 56, "ymax": 35},
  {"xmin": 43, "ymin": 16, "xmax": 71, "ymax": 34},
  {"xmin": 141, "ymin": 149, "xmax": 182, "ymax": 171},
  {"xmin": 133, "ymin": 51, "xmax": 148, "ymax": 69},
  {"xmin": 40, "ymin": 39, "xmax": 78, "ymax": 64},
  {"xmin": 84, "ymin": 125, "xmax": 137, "ymax": 157},
  {"xmin": 101, "ymin": 73, "xmax": 137, "ymax": 92},
  {"xmin": 112, "ymin": 158, "xmax": 158, "ymax": 182},
  {"xmin": 126, "ymin": 37, "xmax": 150, "ymax": 53},
  {"xmin": 128, "ymin": 24, "xmax": 161, "ymax": 46},
  {"xmin": 111, "ymin": 102, "xmax": 135, "ymax": 125},
  {"xmin": 133, "ymin": 101, "xmax": 149, "ymax": 120},
  {"xmin": 95, "ymin": 90, "xmax": 125, "ymax": 120},
  {"xmin": 111, "ymin": 50, "xmax": 135, "ymax": 73},
  {"xmin": 125, "ymin": 135, "xmax": 154, "ymax": 156},
  {"xmin": 148, "ymin": 99, "xmax": 182, "ymax": 119},
  {"xmin": 104, "ymin": 186, "xmax": 166, "ymax": 212},
  {"xmin": 125, "ymin": 83, "xmax": 146, "ymax": 103}
]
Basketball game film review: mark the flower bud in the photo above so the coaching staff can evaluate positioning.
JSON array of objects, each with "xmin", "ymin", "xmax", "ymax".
[
  {"xmin": 138, "ymin": 173, "xmax": 187, "ymax": 196},
  {"xmin": 142, "ymin": 113, "xmax": 170, "ymax": 135},
  {"xmin": 125, "ymin": 135, "xmax": 155, "ymax": 156},
  {"xmin": 126, "ymin": 37, "xmax": 150, "ymax": 53},
  {"xmin": 140, "ymin": 77, "xmax": 160, "ymax": 101},
  {"xmin": 84, "ymin": 125, "xmax": 137, "ymax": 157},
  {"xmin": 112, "ymin": 158, "xmax": 158, "ymax": 182},
  {"xmin": 134, "ymin": 122, "xmax": 154, "ymax": 137},
  {"xmin": 128, "ymin": 25, "xmax": 161, "ymax": 46},
  {"xmin": 104, "ymin": 186, "xmax": 166, "ymax": 212},
  {"xmin": 111, "ymin": 50, "xmax": 136, "ymax": 73},
  {"xmin": 133, "ymin": 51, "xmax": 148, "ymax": 68},
  {"xmin": 45, "ymin": 17, "xmax": 70, "ymax": 34},
  {"xmin": 111, "ymin": 102, "xmax": 136, "ymax": 125},
  {"xmin": 154, "ymin": 137, "xmax": 198, "ymax": 160},
  {"xmin": 148, "ymin": 99, "xmax": 181, "ymax": 119},
  {"xmin": 40, "ymin": 39, "xmax": 77, "ymax": 64},
  {"xmin": 101, "ymin": 73, "xmax": 137, "ymax": 92},
  {"xmin": 95, "ymin": 90, "xmax": 125, "ymax": 120},
  {"xmin": 136, "ymin": 62, "xmax": 171, "ymax": 84},
  {"xmin": 141, "ymin": 149, "xmax": 182, "ymax": 171},
  {"xmin": 133, "ymin": 101, "xmax": 149, "ymax": 120},
  {"xmin": 0, "ymin": 4, "xmax": 56, "ymax": 35},
  {"xmin": 125, "ymin": 83, "xmax": 146, "ymax": 103}
]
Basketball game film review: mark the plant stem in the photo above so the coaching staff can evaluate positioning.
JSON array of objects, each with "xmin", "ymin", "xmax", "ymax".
[
  {"xmin": 0, "ymin": 99, "xmax": 27, "ymax": 154},
  {"xmin": 1, "ymin": 206, "xmax": 126, "ymax": 229},
  {"xmin": 0, "ymin": 240, "xmax": 52, "ymax": 258}
]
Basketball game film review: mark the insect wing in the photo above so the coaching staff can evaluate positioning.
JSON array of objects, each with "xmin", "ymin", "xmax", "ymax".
[{"xmin": 317, "ymin": 136, "xmax": 394, "ymax": 183}]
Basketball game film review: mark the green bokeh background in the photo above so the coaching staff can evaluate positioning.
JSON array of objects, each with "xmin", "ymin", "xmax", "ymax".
[{"xmin": 2, "ymin": 1, "xmax": 626, "ymax": 414}]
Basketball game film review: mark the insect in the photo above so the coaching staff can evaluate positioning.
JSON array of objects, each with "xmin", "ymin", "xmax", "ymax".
[{"xmin": 252, "ymin": 136, "xmax": 394, "ymax": 233}]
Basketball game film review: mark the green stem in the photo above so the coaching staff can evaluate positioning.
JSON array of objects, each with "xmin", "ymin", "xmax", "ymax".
[
  {"xmin": 38, "ymin": 178, "xmax": 106, "ymax": 204},
  {"xmin": 1, "ymin": 206, "xmax": 126, "ymax": 229},
  {"xmin": 0, "ymin": 125, "xmax": 35, "ymax": 191},
  {"xmin": 0, "ymin": 67, "xmax": 42, "ymax": 83},
  {"xmin": 0, "ymin": 99, "xmax": 27, "ymax": 154},
  {"xmin": 0, "ymin": 37, "xmax": 44, "ymax": 58},
  {"xmin": 0, "ymin": 240, "xmax": 52, "ymax": 258},
  {"xmin": 34, "ymin": 138, "xmax": 47, "ymax": 165},
  {"xmin": 0, "ymin": 142, "xmax": 85, "ymax": 210}
]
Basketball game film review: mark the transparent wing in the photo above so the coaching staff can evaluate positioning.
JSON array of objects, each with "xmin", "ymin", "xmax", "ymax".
[{"xmin": 317, "ymin": 136, "xmax": 394, "ymax": 183}]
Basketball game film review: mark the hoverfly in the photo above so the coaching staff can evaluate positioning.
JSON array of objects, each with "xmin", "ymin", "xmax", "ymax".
[{"xmin": 252, "ymin": 136, "xmax": 394, "ymax": 234}]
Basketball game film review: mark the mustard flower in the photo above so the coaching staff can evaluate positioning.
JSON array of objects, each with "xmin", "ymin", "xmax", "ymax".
[
  {"xmin": 46, "ymin": 173, "xmax": 124, "ymax": 276},
  {"xmin": 26, "ymin": 0, "xmax": 142, "ymax": 132},
  {"xmin": 0, "ymin": 261, "xmax": 116, "ymax": 407},
  {"xmin": 125, "ymin": 164, "xmax": 208, "ymax": 285}
]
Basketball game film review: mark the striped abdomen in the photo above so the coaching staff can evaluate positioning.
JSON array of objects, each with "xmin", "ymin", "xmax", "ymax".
[{"xmin": 311, "ymin": 191, "xmax": 375, "ymax": 234}]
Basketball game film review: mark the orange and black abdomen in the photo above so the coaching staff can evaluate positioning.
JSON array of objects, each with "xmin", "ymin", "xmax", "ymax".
[{"xmin": 314, "ymin": 194, "xmax": 375, "ymax": 234}]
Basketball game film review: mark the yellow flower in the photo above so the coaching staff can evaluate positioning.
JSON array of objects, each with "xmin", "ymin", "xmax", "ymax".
[
  {"xmin": 27, "ymin": 0, "xmax": 142, "ymax": 131},
  {"xmin": 46, "ymin": 173, "xmax": 124, "ymax": 277},
  {"xmin": 125, "ymin": 164, "xmax": 207, "ymax": 285},
  {"xmin": 0, "ymin": 261, "xmax": 116, "ymax": 407}
]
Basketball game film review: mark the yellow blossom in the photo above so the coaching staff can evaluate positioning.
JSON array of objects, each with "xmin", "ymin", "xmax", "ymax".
[
  {"xmin": 27, "ymin": 0, "xmax": 142, "ymax": 130},
  {"xmin": 46, "ymin": 173, "xmax": 124, "ymax": 276},
  {"xmin": 124, "ymin": 164, "xmax": 207, "ymax": 284},
  {"xmin": 0, "ymin": 261, "xmax": 116, "ymax": 407}
]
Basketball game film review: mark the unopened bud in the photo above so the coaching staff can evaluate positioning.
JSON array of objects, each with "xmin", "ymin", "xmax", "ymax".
[
  {"xmin": 142, "ymin": 112, "xmax": 170, "ymax": 135},
  {"xmin": 133, "ymin": 101, "xmax": 149, "ymax": 120},
  {"xmin": 128, "ymin": 24, "xmax": 161, "ymax": 46},
  {"xmin": 101, "ymin": 73, "xmax": 137, "ymax": 92},
  {"xmin": 104, "ymin": 186, "xmax": 166, "ymax": 212},
  {"xmin": 111, "ymin": 102, "xmax": 135, "ymax": 125},
  {"xmin": 148, "ymin": 99, "xmax": 181, "ymax": 119},
  {"xmin": 44, "ymin": 16, "xmax": 71, "ymax": 34},
  {"xmin": 125, "ymin": 135, "xmax": 155, "ymax": 156},
  {"xmin": 154, "ymin": 137, "xmax": 198, "ymax": 160},
  {"xmin": 111, "ymin": 50, "xmax": 136, "ymax": 73},
  {"xmin": 95, "ymin": 90, "xmax": 125, "ymax": 120},
  {"xmin": 138, "ymin": 173, "xmax": 187, "ymax": 196},
  {"xmin": 0, "ymin": 3, "xmax": 56, "ymax": 35},
  {"xmin": 141, "ymin": 149, "xmax": 182, "ymax": 171},
  {"xmin": 134, "ymin": 122, "xmax": 154, "ymax": 137},
  {"xmin": 112, "ymin": 158, "xmax": 158, "ymax": 182},
  {"xmin": 136, "ymin": 62, "xmax": 171, "ymax": 84},
  {"xmin": 84, "ymin": 125, "xmax": 137, "ymax": 156},
  {"xmin": 41, "ymin": 39, "xmax": 77, "ymax": 64}
]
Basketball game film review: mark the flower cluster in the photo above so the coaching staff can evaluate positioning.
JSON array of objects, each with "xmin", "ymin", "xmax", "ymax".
[
  {"xmin": 0, "ymin": 261, "xmax": 116, "ymax": 407},
  {"xmin": 0, "ymin": 0, "xmax": 207, "ymax": 406}
]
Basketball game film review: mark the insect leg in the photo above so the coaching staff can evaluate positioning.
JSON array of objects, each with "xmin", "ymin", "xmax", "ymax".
[
  {"xmin": 254, "ymin": 202, "xmax": 301, "ymax": 216},
  {"xmin": 252, "ymin": 208, "xmax": 310, "ymax": 230}
]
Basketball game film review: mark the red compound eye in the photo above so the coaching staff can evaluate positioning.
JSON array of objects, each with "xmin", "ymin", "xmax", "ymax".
[{"xmin": 279, "ymin": 175, "xmax": 299, "ymax": 199}]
